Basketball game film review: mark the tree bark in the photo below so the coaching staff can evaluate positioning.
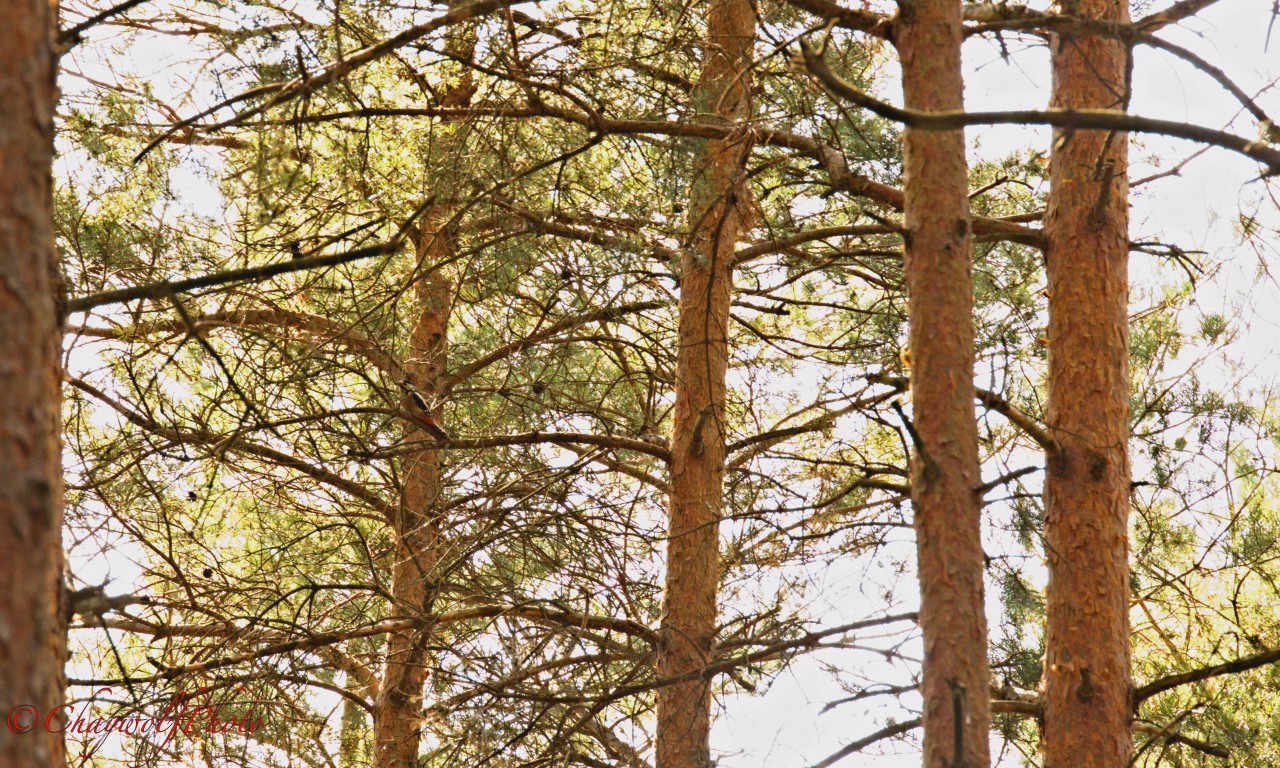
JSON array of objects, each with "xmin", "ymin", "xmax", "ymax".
[
  {"xmin": 0, "ymin": 2, "xmax": 67, "ymax": 767},
  {"xmin": 372, "ymin": 227, "xmax": 452, "ymax": 768},
  {"xmin": 656, "ymin": 1, "xmax": 753, "ymax": 766},
  {"xmin": 1042, "ymin": 0, "xmax": 1132, "ymax": 765},
  {"xmin": 371, "ymin": 19, "xmax": 472, "ymax": 767},
  {"xmin": 895, "ymin": 1, "xmax": 991, "ymax": 766}
]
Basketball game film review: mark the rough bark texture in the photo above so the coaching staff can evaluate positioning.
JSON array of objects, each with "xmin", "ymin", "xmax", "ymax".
[
  {"xmin": 656, "ymin": 1, "xmax": 753, "ymax": 766},
  {"xmin": 1042, "ymin": 0, "xmax": 1133, "ymax": 765},
  {"xmin": 895, "ymin": 1, "xmax": 990, "ymax": 766},
  {"xmin": 0, "ymin": 2, "xmax": 67, "ymax": 767},
  {"xmin": 371, "ymin": 20, "xmax": 472, "ymax": 766}
]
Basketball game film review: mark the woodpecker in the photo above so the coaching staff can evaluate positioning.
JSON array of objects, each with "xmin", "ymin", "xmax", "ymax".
[{"xmin": 398, "ymin": 378, "xmax": 450, "ymax": 441}]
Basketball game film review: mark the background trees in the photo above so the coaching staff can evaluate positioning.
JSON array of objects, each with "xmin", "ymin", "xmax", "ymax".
[{"xmin": 41, "ymin": 0, "xmax": 1280, "ymax": 767}]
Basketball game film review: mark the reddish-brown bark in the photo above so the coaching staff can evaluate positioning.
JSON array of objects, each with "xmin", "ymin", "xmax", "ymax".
[
  {"xmin": 371, "ymin": 227, "xmax": 452, "ymax": 768},
  {"xmin": 1042, "ymin": 0, "xmax": 1133, "ymax": 765},
  {"xmin": 0, "ymin": 2, "xmax": 67, "ymax": 767},
  {"xmin": 371, "ymin": 19, "xmax": 473, "ymax": 767},
  {"xmin": 895, "ymin": 0, "xmax": 990, "ymax": 765},
  {"xmin": 656, "ymin": 0, "xmax": 753, "ymax": 765}
]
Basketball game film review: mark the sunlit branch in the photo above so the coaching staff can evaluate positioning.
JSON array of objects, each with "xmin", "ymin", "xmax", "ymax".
[
  {"xmin": 444, "ymin": 300, "xmax": 666, "ymax": 390},
  {"xmin": 93, "ymin": 615, "xmax": 378, "ymax": 695},
  {"xmin": 71, "ymin": 307, "xmax": 401, "ymax": 376},
  {"xmin": 193, "ymin": 98, "xmax": 1041, "ymax": 246},
  {"xmin": 782, "ymin": 0, "xmax": 891, "ymax": 36},
  {"xmin": 134, "ymin": 0, "xmax": 532, "ymax": 160},
  {"xmin": 562, "ymin": 445, "xmax": 670, "ymax": 493},
  {"xmin": 866, "ymin": 372, "xmax": 1058, "ymax": 453},
  {"xmin": 733, "ymin": 224, "xmax": 903, "ymax": 266},
  {"xmin": 355, "ymin": 430, "xmax": 672, "ymax": 462},
  {"xmin": 67, "ymin": 241, "xmax": 401, "ymax": 314},
  {"xmin": 1135, "ymin": 646, "xmax": 1280, "ymax": 703},
  {"xmin": 726, "ymin": 388, "xmax": 905, "ymax": 466}
]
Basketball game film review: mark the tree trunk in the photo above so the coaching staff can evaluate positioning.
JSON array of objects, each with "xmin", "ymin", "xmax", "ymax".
[
  {"xmin": 340, "ymin": 672, "xmax": 369, "ymax": 767},
  {"xmin": 0, "ymin": 2, "xmax": 67, "ymax": 767},
  {"xmin": 1042, "ymin": 0, "xmax": 1132, "ymax": 765},
  {"xmin": 656, "ymin": 1, "xmax": 753, "ymax": 766},
  {"xmin": 371, "ymin": 230, "xmax": 452, "ymax": 768},
  {"xmin": 895, "ymin": 1, "xmax": 991, "ymax": 766},
  {"xmin": 371, "ymin": 19, "xmax": 472, "ymax": 765}
]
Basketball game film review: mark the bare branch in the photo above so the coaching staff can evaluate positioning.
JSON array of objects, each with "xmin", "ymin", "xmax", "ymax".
[
  {"xmin": 810, "ymin": 719, "xmax": 921, "ymax": 768},
  {"xmin": 781, "ymin": 0, "xmax": 891, "ymax": 36},
  {"xmin": 68, "ymin": 240, "xmax": 400, "ymax": 315},
  {"xmin": 866, "ymin": 372, "xmax": 1057, "ymax": 453},
  {"xmin": 973, "ymin": 389, "xmax": 1059, "ymax": 454},
  {"xmin": 58, "ymin": 0, "xmax": 152, "ymax": 48},
  {"xmin": 799, "ymin": 41, "xmax": 1280, "ymax": 176},
  {"xmin": 1136, "ymin": 0, "xmax": 1226, "ymax": 31}
]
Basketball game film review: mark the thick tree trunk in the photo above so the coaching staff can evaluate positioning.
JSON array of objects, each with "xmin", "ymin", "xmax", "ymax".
[
  {"xmin": 0, "ymin": 2, "xmax": 67, "ymax": 767},
  {"xmin": 656, "ymin": 1, "xmax": 753, "ymax": 766},
  {"xmin": 895, "ymin": 1, "xmax": 990, "ymax": 766},
  {"xmin": 1042, "ymin": 0, "xmax": 1132, "ymax": 766}
]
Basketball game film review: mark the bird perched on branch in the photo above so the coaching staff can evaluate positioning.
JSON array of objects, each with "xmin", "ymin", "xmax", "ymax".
[{"xmin": 398, "ymin": 378, "xmax": 450, "ymax": 441}]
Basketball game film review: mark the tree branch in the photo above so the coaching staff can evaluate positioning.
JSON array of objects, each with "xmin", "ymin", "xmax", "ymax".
[
  {"xmin": 67, "ymin": 240, "xmax": 400, "ymax": 314},
  {"xmin": 1135, "ymin": 646, "xmax": 1280, "ymax": 703},
  {"xmin": 444, "ymin": 301, "xmax": 667, "ymax": 392},
  {"xmin": 69, "ymin": 377, "xmax": 396, "ymax": 521},
  {"xmin": 72, "ymin": 306, "xmax": 400, "ymax": 376},
  {"xmin": 867, "ymin": 372, "xmax": 1057, "ymax": 453},
  {"xmin": 356, "ymin": 430, "xmax": 673, "ymax": 462},
  {"xmin": 58, "ymin": 0, "xmax": 152, "ymax": 49},
  {"xmin": 973, "ymin": 389, "xmax": 1059, "ymax": 454},
  {"xmin": 1136, "ymin": 0, "xmax": 1226, "ymax": 31},
  {"xmin": 810, "ymin": 700, "xmax": 1229, "ymax": 767},
  {"xmin": 799, "ymin": 40, "xmax": 1280, "ymax": 176},
  {"xmin": 781, "ymin": 0, "xmax": 891, "ymax": 36},
  {"xmin": 72, "ymin": 601, "xmax": 656, "ymax": 686}
]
